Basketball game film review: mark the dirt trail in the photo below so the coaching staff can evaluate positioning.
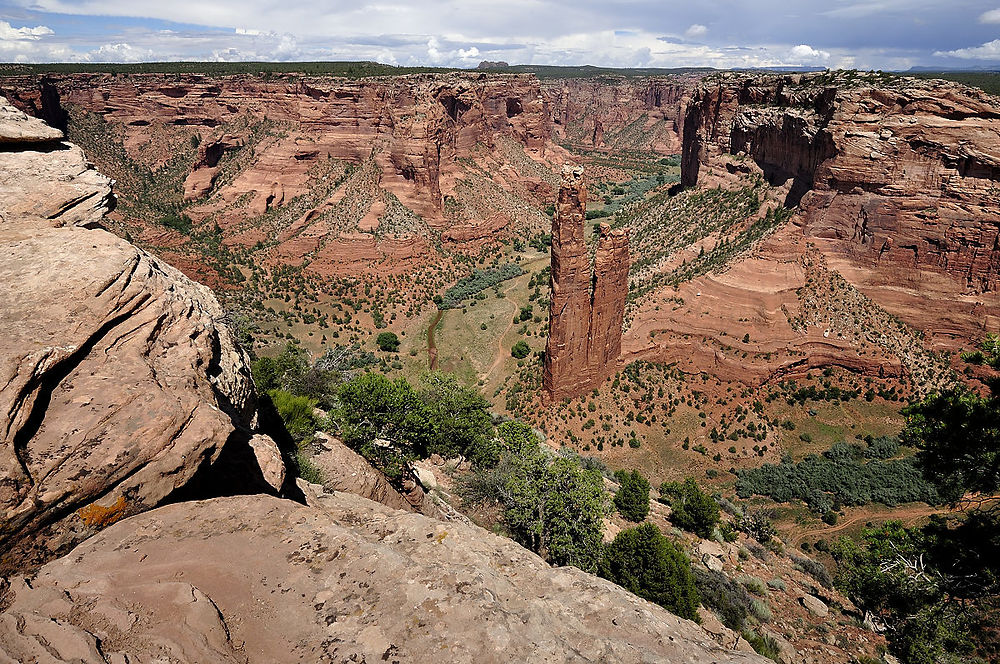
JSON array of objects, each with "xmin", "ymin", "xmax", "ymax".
[
  {"xmin": 478, "ymin": 254, "xmax": 549, "ymax": 383},
  {"xmin": 427, "ymin": 309, "xmax": 444, "ymax": 370},
  {"xmin": 784, "ymin": 501, "xmax": 996, "ymax": 546}
]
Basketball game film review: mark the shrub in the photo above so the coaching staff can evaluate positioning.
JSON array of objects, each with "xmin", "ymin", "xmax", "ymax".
[
  {"xmin": 660, "ymin": 477, "xmax": 720, "ymax": 538},
  {"xmin": 376, "ymin": 331, "xmax": 400, "ymax": 352},
  {"xmin": 267, "ymin": 389, "xmax": 317, "ymax": 442},
  {"xmin": 511, "ymin": 340, "xmax": 531, "ymax": 359},
  {"xmin": 766, "ymin": 577, "xmax": 787, "ymax": 591},
  {"xmin": 737, "ymin": 574, "xmax": 768, "ymax": 596},
  {"xmin": 791, "ymin": 553, "xmax": 833, "ymax": 589},
  {"xmin": 693, "ymin": 567, "xmax": 755, "ymax": 631},
  {"xmin": 613, "ymin": 469, "xmax": 651, "ymax": 522},
  {"xmin": 599, "ymin": 523, "xmax": 700, "ymax": 621},
  {"xmin": 742, "ymin": 630, "xmax": 782, "ymax": 662},
  {"xmin": 735, "ymin": 437, "xmax": 938, "ymax": 513}
]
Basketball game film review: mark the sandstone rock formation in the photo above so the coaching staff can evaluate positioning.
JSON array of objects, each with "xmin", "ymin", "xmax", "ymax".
[
  {"xmin": 544, "ymin": 76, "xmax": 699, "ymax": 153},
  {"xmin": 683, "ymin": 72, "xmax": 1000, "ymax": 298},
  {"xmin": 544, "ymin": 166, "xmax": 630, "ymax": 400},
  {"xmin": 2, "ymin": 72, "xmax": 561, "ymax": 278},
  {"xmin": 0, "ymin": 492, "xmax": 767, "ymax": 664},
  {"xmin": 0, "ymin": 100, "xmax": 282, "ymax": 571}
]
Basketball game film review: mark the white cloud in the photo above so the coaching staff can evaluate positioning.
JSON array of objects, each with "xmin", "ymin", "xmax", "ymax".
[
  {"xmin": 684, "ymin": 24, "xmax": 707, "ymax": 39},
  {"xmin": 0, "ymin": 20, "xmax": 54, "ymax": 41},
  {"xmin": 980, "ymin": 8, "xmax": 1000, "ymax": 23},
  {"xmin": 788, "ymin": 44, "xmax": 831, "ymax": 63},
  {"xmin": 935, "ymin": 39, "xmax": 1000, "ymax": 60}
]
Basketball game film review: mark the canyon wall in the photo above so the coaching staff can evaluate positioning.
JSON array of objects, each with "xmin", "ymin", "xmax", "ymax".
[
  {"xmin": 544, "ymin": 167, "xmax": 630, "ymax": 400},
  {"xmin": 0, "ymin": 100, "xmax": 287, "ymax": 571},
  {"xmin": 1, "ymin": 72, "xmax": 559, "ymax": 277},
  {"xmin": 0, "ymin": 98, "xmax": 765, "ymax": 664},
  {"xmin": 544, "ymin": 76, "xmax": 698, "ymax": 153},
  {"xmin": 683, "ymin": 72, "xmax": 1000, "ymax": 292}
]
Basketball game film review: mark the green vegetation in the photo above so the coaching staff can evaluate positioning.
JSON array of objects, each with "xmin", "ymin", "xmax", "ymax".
[
  {"xmin": 463, "ymin": 422, "xmax": 608, "ymax": 572},
  {"xmin": 735, "ymin": 437, "xmax": 939, "ymax": 514},
  {"xmin": 613, "ymin": 469, "xmax": 651, "ymax": 522},
  {"xmin": 511, "ymin": 340, "xmax": 531, "ymax": 359},
  {"xmin": 598, "ymin": 523, "xmax": 700, "ymax": 621},
  {"xmin": 659, "ymin": 477, "xmax": 720, "ymax": 538},
  {"xmin": 438, "ymin": 263, "xmax": 522, "ymax": 309},
  {"xmin": 830, "ymin": 336, "xmax": 1000, "ymax": 663},
  {"xmin": 376, "ymin": 331, "xmax": 400, "ymax": 352}
]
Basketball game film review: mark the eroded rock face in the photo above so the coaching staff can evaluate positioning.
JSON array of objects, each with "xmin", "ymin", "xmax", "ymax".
[
  {"xmin": 683, "ymin": 72, "xmax": 1000, "ymax": 292},
  {"xmin": 2, "ymin": 72, "xmax": 557, "ymax": 278},
  {"xmin": 0, "ymin": 493, "xmax": 767, "ymax": 664},
  {"xmin": 0, "ymin": 100, "xmax": 279, "ymax": 571},
  {"xmin": 544, "ymin": 167, "xmax": 631, "ymax": 400},
  {"xmin": 544, "ymin": 76, "xmax": 698, "ymax": 153}
]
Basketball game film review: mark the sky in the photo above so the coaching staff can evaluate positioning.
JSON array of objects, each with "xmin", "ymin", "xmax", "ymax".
[{"xmin": 2, "ymin": 1, "xmax": 1000, "ymax": 70}]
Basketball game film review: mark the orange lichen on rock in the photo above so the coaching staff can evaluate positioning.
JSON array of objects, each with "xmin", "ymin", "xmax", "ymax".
[{"xmin": 77, "ymin": 496, "xmax": 128, "ymax": 529}]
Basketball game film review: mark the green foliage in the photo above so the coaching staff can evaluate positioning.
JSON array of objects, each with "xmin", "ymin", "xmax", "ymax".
[
  {"xmin": 159, "ymin": 211, "xmax": 193, "ymax": 234},
  {"xmin": 613, "ymin": 469, "xmax": 651, "ymax": 522},
  {"xmin": 267, "ymin": 389, "xmax": 317, "ymax": 442},
  {"xmin": 464, "ymin": 421, "xmax": 608, "ymax": 572},
  {"xmin": 742, "ymin": 630, "xmax": 782, "ymax": 662},
  {"xmin": 598, "ymin": 523, "xmax": 700, "ymax": 621},
  {"xmin": 511, "ymin": 340, "xmax": 531, "ymax": 359},
  {"xmin": 439, "ymin": 263, "xmax": 522, "ymax": 309},
  {"xmin": 735, "ymin": 437, "xmax": 938, "ymax": 513},
  {"xmin": 376, "ymin": 331, "xmax": 400, "ymax": 352},
  {"xmin": 416, "ymin": 372, "xmax": 494, "ymax": 464},
  {"xmin": 693, "ymin": 567, "xmax": 757, "ymax": 631},
  {"xmin": 904, "ymin": 388, "xmax": 1000, "ymax": 504},
  {"xmin": 333, "ymin": 373, "xmax": 433, "ymax": 478},
  {"xmin": 832, "ymin": 520, "xmax": 994, "ymax": 663},
  {"xmin": 251, "ymin": 343, "xmax": 339, "ymax": 407},
  {"xmin": 660, "ymin": 477, "xmax": 720, "ymax": 538}
]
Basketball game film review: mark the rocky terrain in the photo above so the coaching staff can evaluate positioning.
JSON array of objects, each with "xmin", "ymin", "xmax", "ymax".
[
  {"xmin": 1, "ymin": 72, "xmax": 562, "ymax": 280},
  {"xmin": 0, "ymin": 99, "xmax": 769, "ymax": 664},
  {"xmin": 615, "ymin": 71, "xmax": 1000, "ymax": 394}
]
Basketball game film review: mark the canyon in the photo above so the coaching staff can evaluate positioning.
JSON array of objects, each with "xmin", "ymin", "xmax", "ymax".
[{"xmin": 0, "ymin": 98, "xmax": 770, "ymax": 664}]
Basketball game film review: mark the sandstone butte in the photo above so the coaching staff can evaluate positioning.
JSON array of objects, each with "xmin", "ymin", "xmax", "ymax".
[
  {"xmin": 620, "ymin": 72, "xmax": 1000, "ymax": 387},
  {"xmin": 0, "ymin": 99, "xmax": 766, "ymax": 664},
  {"xmin": 544, "ymin": 166, "xmax": 630, "ymax": 401}
]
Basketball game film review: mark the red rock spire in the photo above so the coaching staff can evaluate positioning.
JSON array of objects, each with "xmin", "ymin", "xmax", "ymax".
[{"xmin": 544, "ymin": 166, "xmax": 630, "ymax": 401}]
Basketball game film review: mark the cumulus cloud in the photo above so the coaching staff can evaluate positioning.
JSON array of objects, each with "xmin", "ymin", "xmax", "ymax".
[
  {"xmin": 684, "ymin": 24, "xmax": 707, "ymax": 39},
  {"xmin": 980, "ymin": 8, "xmax": 1000, "ymax": 23},
  {"xmin": 788, "ymin": 44, "xmax": 831, "ymax": 63},
  {"xmin": 0, "ymin": 20, "xmax": 54, "ymax": 40},
  {"xmin": 935, "ymin": 39, "xmax": 1000, "ymax": 60}
]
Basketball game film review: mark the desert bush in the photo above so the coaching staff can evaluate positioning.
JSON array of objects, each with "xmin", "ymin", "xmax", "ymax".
[
  {"xmin": 790, "ymin": 553, "xmax": 833, "ymax": 589},
  {"xmin": 693, "ymin": 567, "xmax": 755, "ymax": 631},
  {"xmin": 598, "ymin": 522, "xmax": 700, "ymax": 621},
  {"xmin": 439, "ymin": 263, "xmax": 522, "ymax": 309},
  {"xmin": 614, "ymin": 469, "xmax": 651, "ymax": 522},
  {"xmin": 659, "ymin": 477, "xmax": 720, "ymax": 538}
]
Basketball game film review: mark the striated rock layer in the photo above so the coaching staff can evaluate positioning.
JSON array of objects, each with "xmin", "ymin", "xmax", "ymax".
[
  {"xmin": 2, "ymin": 72, "xmax": 559, "ymax": 278},
  {"xmin": 544, "ymin": 76, "xmax": 699, "ymax": 153},
  {"xmin": 0, "ymin": 100, "xmax": 283, "ymax": 572},
  {"xmin": 544, "ymin": 167, "xmax": 631, "ymax": 400},
  {"xmin": 683, "ymin": 73, "xmax": 1000, "ymax": 294},
  {"xmin": 0, "ymin": 491, "xmax": 767, "ymax": 664}
]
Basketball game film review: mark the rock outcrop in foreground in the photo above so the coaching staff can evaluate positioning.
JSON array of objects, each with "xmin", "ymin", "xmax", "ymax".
[
  {"xmin": 544, "ymin": 166, "xmax": 630, "ymax": 400},
  {"xmin": 0, "ymin": 100, "xmax": 284, "ymax": 571},
  {"xmin": 0, "ymin": 490, "xmax": 765, "ymax": 664}
]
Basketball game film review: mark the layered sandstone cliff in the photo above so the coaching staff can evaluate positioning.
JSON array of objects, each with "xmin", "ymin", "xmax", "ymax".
[
  {"xmin": 544, "ymin": 76, "xmax": 698, "ymax": 153},
  {"xmin": 0, "ymin": 100, "xmax": 285, "ymax": 571},
  {"xmin": 0, "ymin": 98, "xmax": 768, "ymax": 664},
  {"xmin": 683, "ymin": 72, "xmax": 1000, "ymax": 293},
  {"xmin": 2, "ymin": 72, "xmax": 559, "ymax": 278},
  {"xmin": 544, "ymin": 167, "xmax": 630, "ymax": 400}
]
